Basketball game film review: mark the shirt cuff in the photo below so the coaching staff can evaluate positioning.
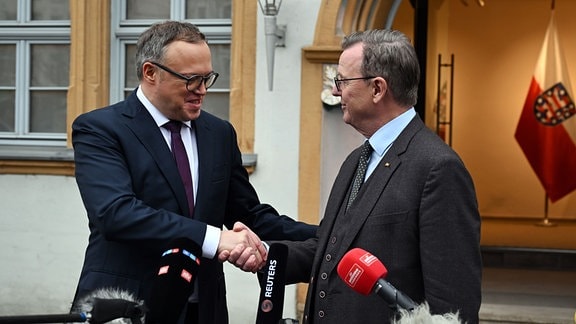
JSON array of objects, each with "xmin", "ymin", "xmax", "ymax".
[{"xmin": 202, "ymin": 225, "xmax": 220, "ymax": 258}]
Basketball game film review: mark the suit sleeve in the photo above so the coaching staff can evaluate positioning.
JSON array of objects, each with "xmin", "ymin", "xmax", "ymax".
[
  {"xmin": 418, "ymin": 155, "xmax": 482, "ymax": 323},
  {"xmin": 218, "ymin": 121, "xmax": 318, "ymax": 241}
]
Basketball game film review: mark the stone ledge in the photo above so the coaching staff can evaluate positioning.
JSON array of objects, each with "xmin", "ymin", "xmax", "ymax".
[{"xmin": 480, "ymin": 304, "xmax": 575, "ymax": 324}]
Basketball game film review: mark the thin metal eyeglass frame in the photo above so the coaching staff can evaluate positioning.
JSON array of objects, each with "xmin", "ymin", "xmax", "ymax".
[
  {"xmin": 149, "ymin": 61, "xmax": 219, "ymax": 92},
  {"xmin": 333, "ymin": 76, "xmax": 376, "ymax": 92}
]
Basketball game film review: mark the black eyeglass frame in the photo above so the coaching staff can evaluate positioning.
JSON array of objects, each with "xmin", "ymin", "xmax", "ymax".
[
  {"xmin": 333, "ymin": 76, "xmax": 376, "ymax": 92},
  {"xmin": 149, "ymin": 61, "xmax": 219, "ymax": 92}
]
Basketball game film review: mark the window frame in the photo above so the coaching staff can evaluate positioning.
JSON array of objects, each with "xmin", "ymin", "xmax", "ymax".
[
  {"xmin": 109, "ymin": 1, "xmax": 232, "ymax": 108},
  {"xmin": 0, "ymin": 0, "xmax": 72, "ymax": 170},
  {"xmin": 0, "ymin": 34, "xmax": 70, "ymax": 146},
  {"xmin": 0, "ymin": 0, "xmax": 257, "ymax": 175}
]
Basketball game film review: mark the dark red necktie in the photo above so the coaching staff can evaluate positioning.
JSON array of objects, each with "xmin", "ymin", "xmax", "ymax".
[{"xmin": 163, "ymin": 120, "xmax": 194, "ymax": 217}]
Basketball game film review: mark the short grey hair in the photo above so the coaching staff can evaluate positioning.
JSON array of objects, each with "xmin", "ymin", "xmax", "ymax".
[
  {"xmin": 342, "ymin": 29, "xmax": 420, "ymax": 107},
  {"xmin": 135, "ymin": 21, "xmax": 206, "ymax": 80}
]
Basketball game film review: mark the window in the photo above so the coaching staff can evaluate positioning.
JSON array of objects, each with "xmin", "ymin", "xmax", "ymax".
[
  {"xmin": 0, "ymin": 0, "xmax": 70, "ymax": 146},
  {"xmin": 110, "ymin": 0, "xmax": 232, "ymax": 120}
]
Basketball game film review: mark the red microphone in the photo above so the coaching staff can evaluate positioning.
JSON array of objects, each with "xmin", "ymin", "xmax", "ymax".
[{"xmin": 337, "ymin": 248, "xmax": 417, "ymax": 311}]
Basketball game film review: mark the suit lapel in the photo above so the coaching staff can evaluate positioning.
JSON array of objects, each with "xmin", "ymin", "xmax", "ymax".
[
  {"xmin": 121, "ymin": 92, "xmax": 191, "ymax": 217},
  {"xmin": 331, "ymin": 116, "xmax": 425, "ymax": 256},
  {"xmin": 190, "ymin": 114, "xmax": 213, "ymax": 223},
  {"xmin": 317, "ymin": 148, "xmax": 358, "ymax": 246}
]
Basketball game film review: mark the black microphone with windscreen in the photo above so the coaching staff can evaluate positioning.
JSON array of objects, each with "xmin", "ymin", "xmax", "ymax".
[
  {"xmin": 0, "ymin": 287, "xmax": 147, "ymax": 324},
  {"xmin": 146, "ymin": 238, "xmax": 201, "ymax": 324}
]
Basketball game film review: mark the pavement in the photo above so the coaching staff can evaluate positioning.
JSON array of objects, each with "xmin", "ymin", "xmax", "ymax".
[{"xmin": 480, "ymin": 267, "xmax": 576, "ymax": 323}]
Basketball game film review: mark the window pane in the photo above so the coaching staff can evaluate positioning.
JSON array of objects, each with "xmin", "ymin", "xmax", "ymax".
[
  {"xmin": 126, "ymin": 0, "xmax": 169, "ymax": 20},
  {"xmin": 125, "ymin": 44, "xmax": 138, "ymax": 88},
  {"xmin": 31, "ymin": 0, "xmax": 70, "ymax": 20},
  {"xmin": 209, "ymin": 44, "xmax": 230, "ymax": 89},
  {"xmin": 0, "ymin": 90, "xmax": 15, "ymax": 132},
  {"xmin": 0, "ymin": 44, "xmax": 16, "ymax": 86},
  {"xmin": 0, "ymin": 0, "xmax": 17, "ymax": 20},
  {"xmin": 202, "ymin": 92, "xmax": 229, "ymax": 120},
  {"xmin": 186, "ymin": 0, "xmax": 231, "ymax": 19},
  {"xmin": 31, "ymin": 44, "xmax": 70, "ymax": 87},
  {"xmin": 29, "ymin": 90, "xmax": 66, "ymax": 133}
]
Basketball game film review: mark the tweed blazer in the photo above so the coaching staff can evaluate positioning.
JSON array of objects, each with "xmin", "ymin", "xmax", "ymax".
[{"xmin": 282, "ymin": 115, "xmax": 482, "ymax": 324}]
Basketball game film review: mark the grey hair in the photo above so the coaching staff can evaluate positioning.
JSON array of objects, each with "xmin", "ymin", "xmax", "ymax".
[
  {"xmin": 342, "ymin": 29, "xmax": 420, "ymax": 107},
  {"xmin": 135, "ymin": 20, "xmax": 206, "ymax": 80}
]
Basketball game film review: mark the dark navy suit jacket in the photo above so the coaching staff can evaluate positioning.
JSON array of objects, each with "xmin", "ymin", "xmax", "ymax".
[{"xmin": 71, "ymin": 91, "xmax": 316, "ymax": 323}]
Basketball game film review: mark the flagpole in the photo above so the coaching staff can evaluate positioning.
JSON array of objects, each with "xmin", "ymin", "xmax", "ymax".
[
  {"xmin": 536, "ymin": 193, "xmax": 556, "ymax": 227},
  {"xmin": 534, "ymin": 0, "xmax": 557, "ymax": 228}
]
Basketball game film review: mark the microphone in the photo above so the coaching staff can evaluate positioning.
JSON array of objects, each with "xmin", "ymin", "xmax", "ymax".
[
  {"xmin": 255, "ymin": 243, "xmax": 288, "ymax": 324},
  {"xmin": 74, "ymin": 287, "xmax": 147, "ymax": 324},
  {"xmin": 336, "ymin": 248, "xmax": 418, "ymax": 311},
  {"xmin": 0, "ymin": 288, "xmax": 146, "ymax": 324},
  {"xmin": 0, "ymin": 313, "xmax": 87, "ymax": 324},
  {"xmin": 146, "ymin": 238, "xmax": 201, "ymax": 324},
  {"xmin": 392, "ymin": 302, "xmax": 462, "ymax": 324}
]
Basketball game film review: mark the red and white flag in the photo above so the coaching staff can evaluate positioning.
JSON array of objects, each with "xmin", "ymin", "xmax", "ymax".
[{"xmin": 514, "ymin": 10, "xmax": 576, "ymax": 203}]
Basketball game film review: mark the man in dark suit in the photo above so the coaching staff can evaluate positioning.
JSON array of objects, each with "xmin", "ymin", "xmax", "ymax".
[
  {"xmin": 71, "ymin": 21, "xmax": 316, "ymax": 324},
  {"xmin": 281, "ymin": 29, "xmax": 482, "ymax": 323}
]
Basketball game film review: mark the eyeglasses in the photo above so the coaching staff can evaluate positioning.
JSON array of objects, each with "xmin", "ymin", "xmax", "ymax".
[
  {"xmin": 333, "ymin": 76, "xmax": 376, "ymax": 92},
  {"xmin": 149, "ymin": 61, "xmax": 219, "ymax": 92}
]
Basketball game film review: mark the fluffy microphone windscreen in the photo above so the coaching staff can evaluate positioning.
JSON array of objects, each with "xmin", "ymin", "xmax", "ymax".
[
  {"xmin": 336, "ymin": 248, "xmax": 388, "ymax": 295},
  {"xmin": 147, "ymin": 238, "xmax": 201, "ymax": 324},
  {"xmin": 72, "ymin": 287, "xmax": 146, "ymax": 324},
  {"xmin": 91, "ymin": 298, "xmax": 147, "ymax": 324}
]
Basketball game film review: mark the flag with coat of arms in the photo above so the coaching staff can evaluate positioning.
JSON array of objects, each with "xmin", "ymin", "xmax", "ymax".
[{"xmin": 514, "ymin": 9, "xmax": 576, "ymax": 203}]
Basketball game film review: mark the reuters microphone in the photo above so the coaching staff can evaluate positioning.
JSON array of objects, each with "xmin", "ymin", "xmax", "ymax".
[
  {"xmin": 256, "ymin": 243, "xmax": 288, "ymax": 324},
  {"xmin": 146, "ymin": 238, "xmax": 201, "ymax": 324},
  {"xmin": 337, "ymin": 248, "xmax": 417, "ymax": 311}
]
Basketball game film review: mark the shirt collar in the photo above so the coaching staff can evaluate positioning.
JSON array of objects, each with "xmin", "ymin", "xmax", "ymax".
[
  {"xmin": 368, "ymin": 108, "xmax": 416, "ymax": 157},
  {"xmin": 136, "ymin": 87, "xmax": 192, "ymax": 129}
]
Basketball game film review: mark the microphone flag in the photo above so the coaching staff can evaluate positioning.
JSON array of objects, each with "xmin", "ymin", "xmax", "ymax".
[{"xmin": 256, "ymin": 243, "xmax": 288, "ymax": 324}]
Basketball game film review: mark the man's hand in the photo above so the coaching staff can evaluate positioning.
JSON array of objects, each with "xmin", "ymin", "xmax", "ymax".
[{"xmin": 217, "ymin": 222, "xmax": 267, "ymax": 272}]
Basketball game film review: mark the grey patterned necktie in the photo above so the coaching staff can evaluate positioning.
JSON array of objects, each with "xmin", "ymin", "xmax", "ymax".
[{"xmin": 347, "ymin": 140, "xmax": 373, "ymax": 210}]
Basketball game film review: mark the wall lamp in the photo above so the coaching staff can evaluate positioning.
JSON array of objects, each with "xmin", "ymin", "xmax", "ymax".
[{"xmin": 258, "ymin": 0, "xmax": 286, "ymax": 90}]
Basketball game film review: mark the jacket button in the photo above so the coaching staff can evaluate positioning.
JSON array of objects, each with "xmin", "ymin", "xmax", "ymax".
[
  {"xmin": 325, "ymin": 254, "xmax": 332, "ymax": 262},
  {"xmin": 318, "ymin": 310, "xmax": 325, "ymax": 318},
  {"xmin": 331, "ymin": 236, "xmax": 337, "ymax": 244},
  {"xmin": 319, "ymin": 290, "xmax": 326, "ymax": 298},
  {"xmin": 321, "ymin": 272, "xmax": 328, "ymax": 280}
]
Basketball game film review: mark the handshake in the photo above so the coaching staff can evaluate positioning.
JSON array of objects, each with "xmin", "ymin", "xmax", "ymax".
[{"xmin": 217, "ymin": 221, "xmax": 268, "ymax": 272}]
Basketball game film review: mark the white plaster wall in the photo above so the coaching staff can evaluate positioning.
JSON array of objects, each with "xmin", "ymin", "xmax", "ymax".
[
  {"xmin": 0, "ymin": 175, "xmax": 87, "ymax": 316},
  {"xmin": 0, "ymin": 1, "xmax": 322, "ymax": 323},
  {"xmin": 250, "ymin": 0, "xmax": 322, "ymax": 321}
]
